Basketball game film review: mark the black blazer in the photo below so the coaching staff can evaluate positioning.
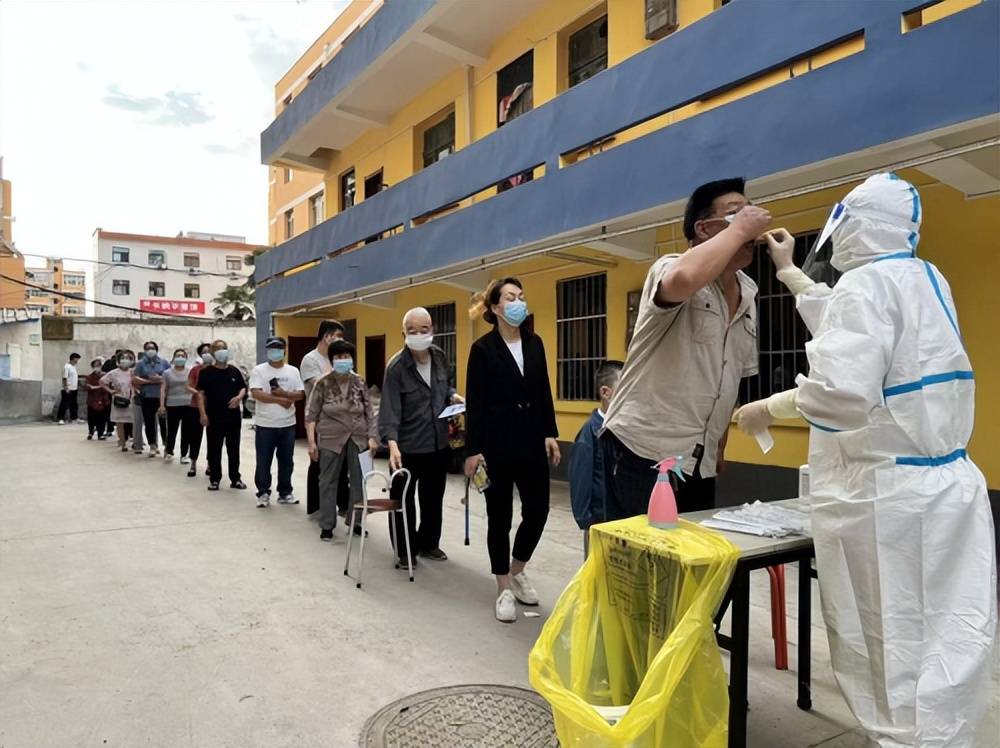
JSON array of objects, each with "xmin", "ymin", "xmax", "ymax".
[{"xmin": 465, "ymin": 327, "xmax": 558, "ymax": 459}]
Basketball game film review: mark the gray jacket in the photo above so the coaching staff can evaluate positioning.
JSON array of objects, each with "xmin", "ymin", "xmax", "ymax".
[{"xmin": 378, "ymin": 346, "xmax": 456, "ymax": 454}]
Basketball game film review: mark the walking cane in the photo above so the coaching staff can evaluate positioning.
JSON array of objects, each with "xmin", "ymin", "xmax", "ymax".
[{"xmin": 464, "ymin": 478, "xmax": 470, "ymax": 546}]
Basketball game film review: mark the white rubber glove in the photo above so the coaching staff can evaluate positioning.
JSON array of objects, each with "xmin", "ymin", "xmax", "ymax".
[
  {"xmin": 764, "ymin": 228, "xmax": 795, "ymax": 270},
  {"xmin": 776, "ymin": 266, "xmax": 817, "ymax": 296},
  {"xmin": 735, "ymin": 400, "xmax": 774, "ymax": 436},
  {"xmin": 767, "ymin": 388, "xmax": 800, "ymax": 420}
]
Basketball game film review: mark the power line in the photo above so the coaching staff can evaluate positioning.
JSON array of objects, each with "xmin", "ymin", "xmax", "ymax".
[
  {"xmin": 0, "ymin": 272, "xmax": 233, "ymax": 322},
  {"xmin": 20, "ymin": 252, "xmax": 252, "ymax": 280}
]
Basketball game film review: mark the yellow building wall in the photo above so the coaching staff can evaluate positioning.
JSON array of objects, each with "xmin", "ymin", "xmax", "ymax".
[
  {"xmin": 275, "ymin": 173, "xmax": 1000, "ymax": 488},
  {"xmin": 0, "ymin": 253, "xmax": 26, "ymax": 308}
]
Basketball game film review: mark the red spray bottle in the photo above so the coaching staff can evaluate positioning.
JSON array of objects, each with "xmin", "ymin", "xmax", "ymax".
[{"xmin": 648, "ymin": 456, "xmax": 685, "ymax": 529}]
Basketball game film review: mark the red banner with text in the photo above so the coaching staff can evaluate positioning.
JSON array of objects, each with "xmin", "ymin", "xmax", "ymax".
[{"xmin": 139, "ymin": 298, "xmax": 206, "ymax": 316}]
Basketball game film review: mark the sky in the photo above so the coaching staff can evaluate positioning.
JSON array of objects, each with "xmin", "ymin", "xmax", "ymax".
[{"xmin": 0, "ymin": 0, "xmax": 349, "ymax": 270}]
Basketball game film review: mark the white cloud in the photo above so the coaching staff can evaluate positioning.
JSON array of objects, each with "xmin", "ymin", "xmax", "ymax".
[{"xmin": 0, "ymin": 0, "xmax": 349, "ymax": 261}]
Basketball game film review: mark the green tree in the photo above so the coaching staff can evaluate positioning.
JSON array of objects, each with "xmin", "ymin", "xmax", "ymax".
[{"xmin": 212, "ymin": 283, "xmax": 255, "ymax": 320}]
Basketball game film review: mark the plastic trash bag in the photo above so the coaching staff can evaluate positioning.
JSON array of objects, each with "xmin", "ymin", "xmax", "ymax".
[{"xmin": 529, "ymin": 516, "xmax": 738, "ymax": 747}]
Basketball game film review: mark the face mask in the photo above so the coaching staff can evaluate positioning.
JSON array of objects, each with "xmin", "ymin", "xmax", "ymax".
[
  {"xmin": 144, "ymin": 349, "xmax": 157, "ymax": 359},
  {"xmin": 214, "ymin": 349, "xmax": 230, "ymax": 364},
  {"xmin": 200, "ymin": 352, "xmax": 214, "ymax": 366},
  {"xmin": 266, "ymin": 348, "xmax": 285, "ymax": 363},
  {"xmin": 405, "ymin": 333, "xmax": 434, "ymax": 352},
  {"xmin": 333, "ymin": 358, "xmax": 353, "ymax": 375},
  {"xmin": 502, "ymin": 299, "xmax": 528, "ymax": 327},
  {"xmin": 119, "ymin": 359, "xmax": 134, "ymax": 369},
  {"xmin": 173, "ymin": 358, "xmax": 187, "ymax": 368}
]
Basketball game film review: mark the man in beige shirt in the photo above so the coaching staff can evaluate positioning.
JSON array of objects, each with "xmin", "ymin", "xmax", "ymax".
[{"xmin": 603, "ymin": 178, "xmax": 770, "ymax": 516}]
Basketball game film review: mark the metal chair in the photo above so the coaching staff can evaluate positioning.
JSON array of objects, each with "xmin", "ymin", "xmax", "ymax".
[{"xmin": 344, "ymin": 468, "xmax": 413, "ymax": 589}]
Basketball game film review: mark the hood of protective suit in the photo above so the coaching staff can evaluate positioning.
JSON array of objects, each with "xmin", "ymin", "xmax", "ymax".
[{"xmin": 804, "ymin": 174, "xmax": 923, "ymax": 282}]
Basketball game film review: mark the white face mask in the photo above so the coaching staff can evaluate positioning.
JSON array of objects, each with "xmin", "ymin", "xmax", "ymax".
[{"xmin": 405, "ymin": 333, "xmax": 434, "ymax": 352}]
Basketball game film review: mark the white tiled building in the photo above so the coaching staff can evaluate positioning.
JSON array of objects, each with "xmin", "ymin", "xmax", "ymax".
[{"xmin": 92, "ymin": 230, "xmax": 264, "ymax": 319}]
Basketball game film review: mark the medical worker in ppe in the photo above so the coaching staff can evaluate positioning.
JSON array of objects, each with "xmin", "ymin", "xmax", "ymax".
[{"xmin": 736, "ymin": 173, "xmax": 997, "ymax": 747}]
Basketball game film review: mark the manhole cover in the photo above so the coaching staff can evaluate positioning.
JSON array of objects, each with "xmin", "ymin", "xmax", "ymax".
[{"xmin": 361, "ymin": 684, "xmax": 558, "ymax": 748}]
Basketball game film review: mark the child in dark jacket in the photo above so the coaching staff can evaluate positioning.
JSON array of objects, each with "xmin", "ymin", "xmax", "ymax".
[{"xmin": 568, "ymin": 360, "xmax": 623, "ymax": 558}]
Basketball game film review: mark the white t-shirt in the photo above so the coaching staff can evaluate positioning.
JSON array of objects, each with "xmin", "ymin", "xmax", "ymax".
[
  {"xmin": 506, "ymin": 339, "xmax": 524, "ymax": 375},
  {"xmin": 416, "ymin": 359, "xmax": 432, "ymax": 386},
  {"xmin": 300, "ymin": 348, "xmax": 332, "ymax": 398},
  {"xmin": 248, "ymin": 363, "xmax": 304, "ymax": 428},
  {"xmin": 64, "ymin": 363, "xmax": 79, "ymax": 391}
]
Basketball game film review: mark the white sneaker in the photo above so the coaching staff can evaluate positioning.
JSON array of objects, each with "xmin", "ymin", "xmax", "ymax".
[
  {"xmin": 510, "ymin": 572, "xmax": 539, "ymax": 606},
  {"xmin": 58, "ymin": 420, "xmax": 65, "ymax": 425},
  {"xmin": 164, "ymin": 453, "xmax": 173, "ymax": 462},
  {"xmin": 276, "ymin": 494, "xmax": 298, "ymax": 505},
  {"xmin": 179, "ymin": 456, "xmax": 190, "ymax": 465},
  {"xmin": 148, "ymin": 447, "xmax": 159, "ymax": 458},
  {"xmin": 495, "ymin": 590, "xmax": 517, "ymax": 623},
  {"xmin": 256, "ymin": 494, "xmax": 270, "ymax": 508}
]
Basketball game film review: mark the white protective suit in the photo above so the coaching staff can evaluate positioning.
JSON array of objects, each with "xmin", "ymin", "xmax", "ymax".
[{"xmin": 775, "ymin": 174, "xmax": 997, "ymax": 747}]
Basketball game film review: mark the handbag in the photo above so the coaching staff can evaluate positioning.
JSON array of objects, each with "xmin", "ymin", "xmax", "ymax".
[{"xmin": 113, "ymin": 395, "xmax": 130, "ymax": 409}]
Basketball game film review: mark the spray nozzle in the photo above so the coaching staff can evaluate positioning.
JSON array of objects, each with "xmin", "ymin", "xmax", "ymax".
[{"xmin": 654, "ymin": 456, "xmax": 685, "ymax": 482}]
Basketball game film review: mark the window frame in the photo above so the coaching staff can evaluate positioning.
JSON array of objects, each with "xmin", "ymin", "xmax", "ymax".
[
  {"xmin": 183, "ymin": 284, "xmax": 200, "ymax": 299},
  {"xmin": 183, "ymin": 253, "xmax": 200, "ymax": 269},
  {"xmin": 284, "ymin": 209, "xmax": 294, "ymax": 239},
  {"xmin": 111, "ymin": 246, "xmax": 130, "ymax": 264},
  {"xmin": 556, "ymin": 272, "xmax": 608, "ymax": 401},
  {"xmin": 148, "ymin": 281, "xmax": 166, "ymax": 298},
  {"xmin": 340, "ymin": 169, "xmax": 356, "ymax": 212},
  {"xmin": 568, "ymin": 14, "xmax": 609, "ymax": 88},
  {"xmin": 112, "ymin": 279, "xmax": 131, "ymax": 296},
  {"xmin": 147, "ymin": 250, "xmax": 166, "ymax": 268},
  {"xmin": 421, "ymin": 110, "xmax": 455, "ymax": 168},
  {"xmin": 426, "ymin": 302, "xmax": 457, "ymax": 372},
  {"xmin": 309, "ymin": 191, "xmax": 325, "ymax": 228},
  {"xmin": 226, "ymin": 256, "xmax": 243, "ymax": 272}
]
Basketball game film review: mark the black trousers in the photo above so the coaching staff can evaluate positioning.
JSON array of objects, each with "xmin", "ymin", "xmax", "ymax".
[
  {"xmin": 307, "ymin": 454, "xmax": 351, "ymax": 516},
  {"xmin": 602, "ymin": 430, "xmax": 716, "ymax": 518},
  {"xmin": 187, "ymin": 408, "xmax": 204, "ymax": 462},
  {"xmin": 206, "ymin": 410, "xmax": 242, "ymax": 484},
  {"xmin": 140, "ymin": 397, "xmax": 166, "ymax": 448},
  {"xmin": 389, "ymin": 449, "xmax": 450, "ymax": 559},
  {"xmin": 165, "ymin": 405, "xmax": 192, "ymax": 456},
  {"xmin": 57, "ymin": 390, "xmax": 78, "ymax": 421},
  {"xmin": 87, "ymin": 406, "xmax": 108, "ymax": 436},
  {"xmin": 482, "ymin": 451, "xmax": 550, "ymax": 576}
]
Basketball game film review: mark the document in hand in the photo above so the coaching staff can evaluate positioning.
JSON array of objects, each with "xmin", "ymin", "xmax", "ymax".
[
  {"xmin": 438, "ymin": 403, "xmax": 466, "ymax": 419},
  {"xmin": 357, "ymin": 449, "xmax": 374, "ymax": 476}
]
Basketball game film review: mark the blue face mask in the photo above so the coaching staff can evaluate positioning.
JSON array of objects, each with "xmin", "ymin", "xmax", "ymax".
[
  {"xmin": 333, "ymin": 358, "xmax": 353, "ymax": 375},
  {"xmin": 144, "ymin": 349, "xmax": 157, "ymax": 359},
  {"xmin": 266, "ymin": 349, "xmax": 285, "ymax": 363},
  {"xmin": 214, "ymin": 349, "xmax": 230, "ymax": 364},
  {"xmin": 173, "ymin": 357, "xmax": 187, "ymax": 368},
  {"xmin": 502, "ymin": 299, "xmax": 529, "ymax": 327}
]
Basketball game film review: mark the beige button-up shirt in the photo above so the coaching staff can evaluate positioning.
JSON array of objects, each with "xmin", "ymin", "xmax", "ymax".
[{"xmin": 604, "ymin": 254, "xmax": 758, "ymax": 478}]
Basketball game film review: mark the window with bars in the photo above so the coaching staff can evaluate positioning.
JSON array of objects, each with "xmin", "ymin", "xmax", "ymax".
[
  {"xmin": 557, "ymin": 273, "xmax": 607, "ymax": 400},
  {"xmin": 226, "ymin": 256, "xmax": 243, "ymax": 271},
  {"xmin": 148, "ymin": 281, "xmax": 165, "ymax": 297},
  {"xmin": 568, "ymin": 15, "xmax": 608, "ymax": 88},
  {"xmin": 183, "ymin": 253, "xmax": 200, "ymax": 268},
  {"xmin": 738, "ymin": 230, "xmax": 818, "ymax": 404},
  {"xmin": 184, "ymin": 284, "xmax": 200, "ymax": 299},
  {"xmin": 112, "ymin": 280, "xmax": 130, "ymax": 296},
  {"xmin": 427, "ymin": 302, "xmax": 457, "ymax": 372},
  {"xmin": 111, "ymin": 247, "xmax": 130, "ymax": 263}
]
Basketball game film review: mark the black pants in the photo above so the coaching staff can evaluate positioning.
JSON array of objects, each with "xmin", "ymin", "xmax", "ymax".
[
  {"xmin": 57, "ymin": 390, "xmax": 78, "ymax": 421},
  {"xmin": 165, "ymin": 405, "xmax": 192, "ymax": 456},
  {"xmin": 206, "ymin": 410, "xmax": 242, "ymax": 484},
  {"xmin": 307, "ymin": 454, "xmax": 351, "ymax": 516},
  {"xmin": 483, "ymin": 451, "xmax": 550, "ymax": 576},
  {"xmin": 187, "ymin": 408, "xmax": 204, "ymax": 462},
  {"xmin": 389, "ymin": 449, "xmax": 450, "ymax": 559},
  {"xmin": 140, "ymin": 397, "xmax": 166, "ymax": 449},
  {"xmin": 87, "ymin": 406, "xmax": 108, "ymax": 436},
  {"xmin": 602, "ymin": 430, "xmax": 716, "ymax": 517}
]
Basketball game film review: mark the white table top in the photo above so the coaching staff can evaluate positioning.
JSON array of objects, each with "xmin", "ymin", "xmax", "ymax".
[{"xmin": 681, "ymin": 498, "xmax": 814, "ymax": 562}]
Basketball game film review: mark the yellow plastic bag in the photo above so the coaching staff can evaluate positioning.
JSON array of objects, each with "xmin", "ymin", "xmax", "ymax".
[{"xmin": 529, "ymin": 516, "xmax": 738, "ymax": 747}]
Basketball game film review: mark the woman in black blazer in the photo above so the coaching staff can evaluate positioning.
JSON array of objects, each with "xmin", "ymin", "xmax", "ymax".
[{"xmin": 465, "ymin": 277, "xmax": 560, "ymax": 623}]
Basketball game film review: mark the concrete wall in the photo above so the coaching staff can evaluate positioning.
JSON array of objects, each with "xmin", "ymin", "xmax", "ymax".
[
  {"xmin": 0, "ymin": 378, "xmax": 41, "ymax": 423},
  {"xmin": 0, "ymin": 316, "xmax": 44, "ymax": 381},
  {"xmin": 39, "ymin": 317, "xmax": 256, "ymax": 418}
]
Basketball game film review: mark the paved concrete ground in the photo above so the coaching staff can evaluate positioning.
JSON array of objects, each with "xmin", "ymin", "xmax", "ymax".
[{"xmin": 0, "ymin": 422, "xmax": 995, "ymax": 747}]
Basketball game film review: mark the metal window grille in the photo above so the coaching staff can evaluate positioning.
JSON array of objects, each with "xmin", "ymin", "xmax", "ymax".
[
  {"xmin": 112, "ymin": 280, "xmax": 130, "ymax": 296},
  {"xmin": 427, "ymin": 302, "xmax": 457, "ymax": 373},
  {"xmin": 111, "ymin": 247, "xmax": 130, "ymax": 263},
  {"xmin": 183, "ymin": 253, "xmax": 200, "ymax": 268},
  {"xmin": 557, "ymin": 272, "xmax": 607, "ymax": 400},
  {"xmin": 739, "ymin": 231, "xmax": 818, "ymax": 404},
  {"xmin": 184, "ymin": 284, "xmax": 200, "ymax": 299},
  {"xmin": 569, "ymin": 16, "xmax": 608, "ymax": 88},
  {"xmin": 148, "ymin": 282, "xmax": 165, "ymax": 298},
  {"xmin": 226, "ymin": 257, "xmax": 242, "ymax": 271}
]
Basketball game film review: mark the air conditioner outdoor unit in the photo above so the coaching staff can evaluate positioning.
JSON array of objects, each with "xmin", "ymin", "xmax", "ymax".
[{"xmin": 645, "ymin": 0, "xmax": 678, "ymax": 41}]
